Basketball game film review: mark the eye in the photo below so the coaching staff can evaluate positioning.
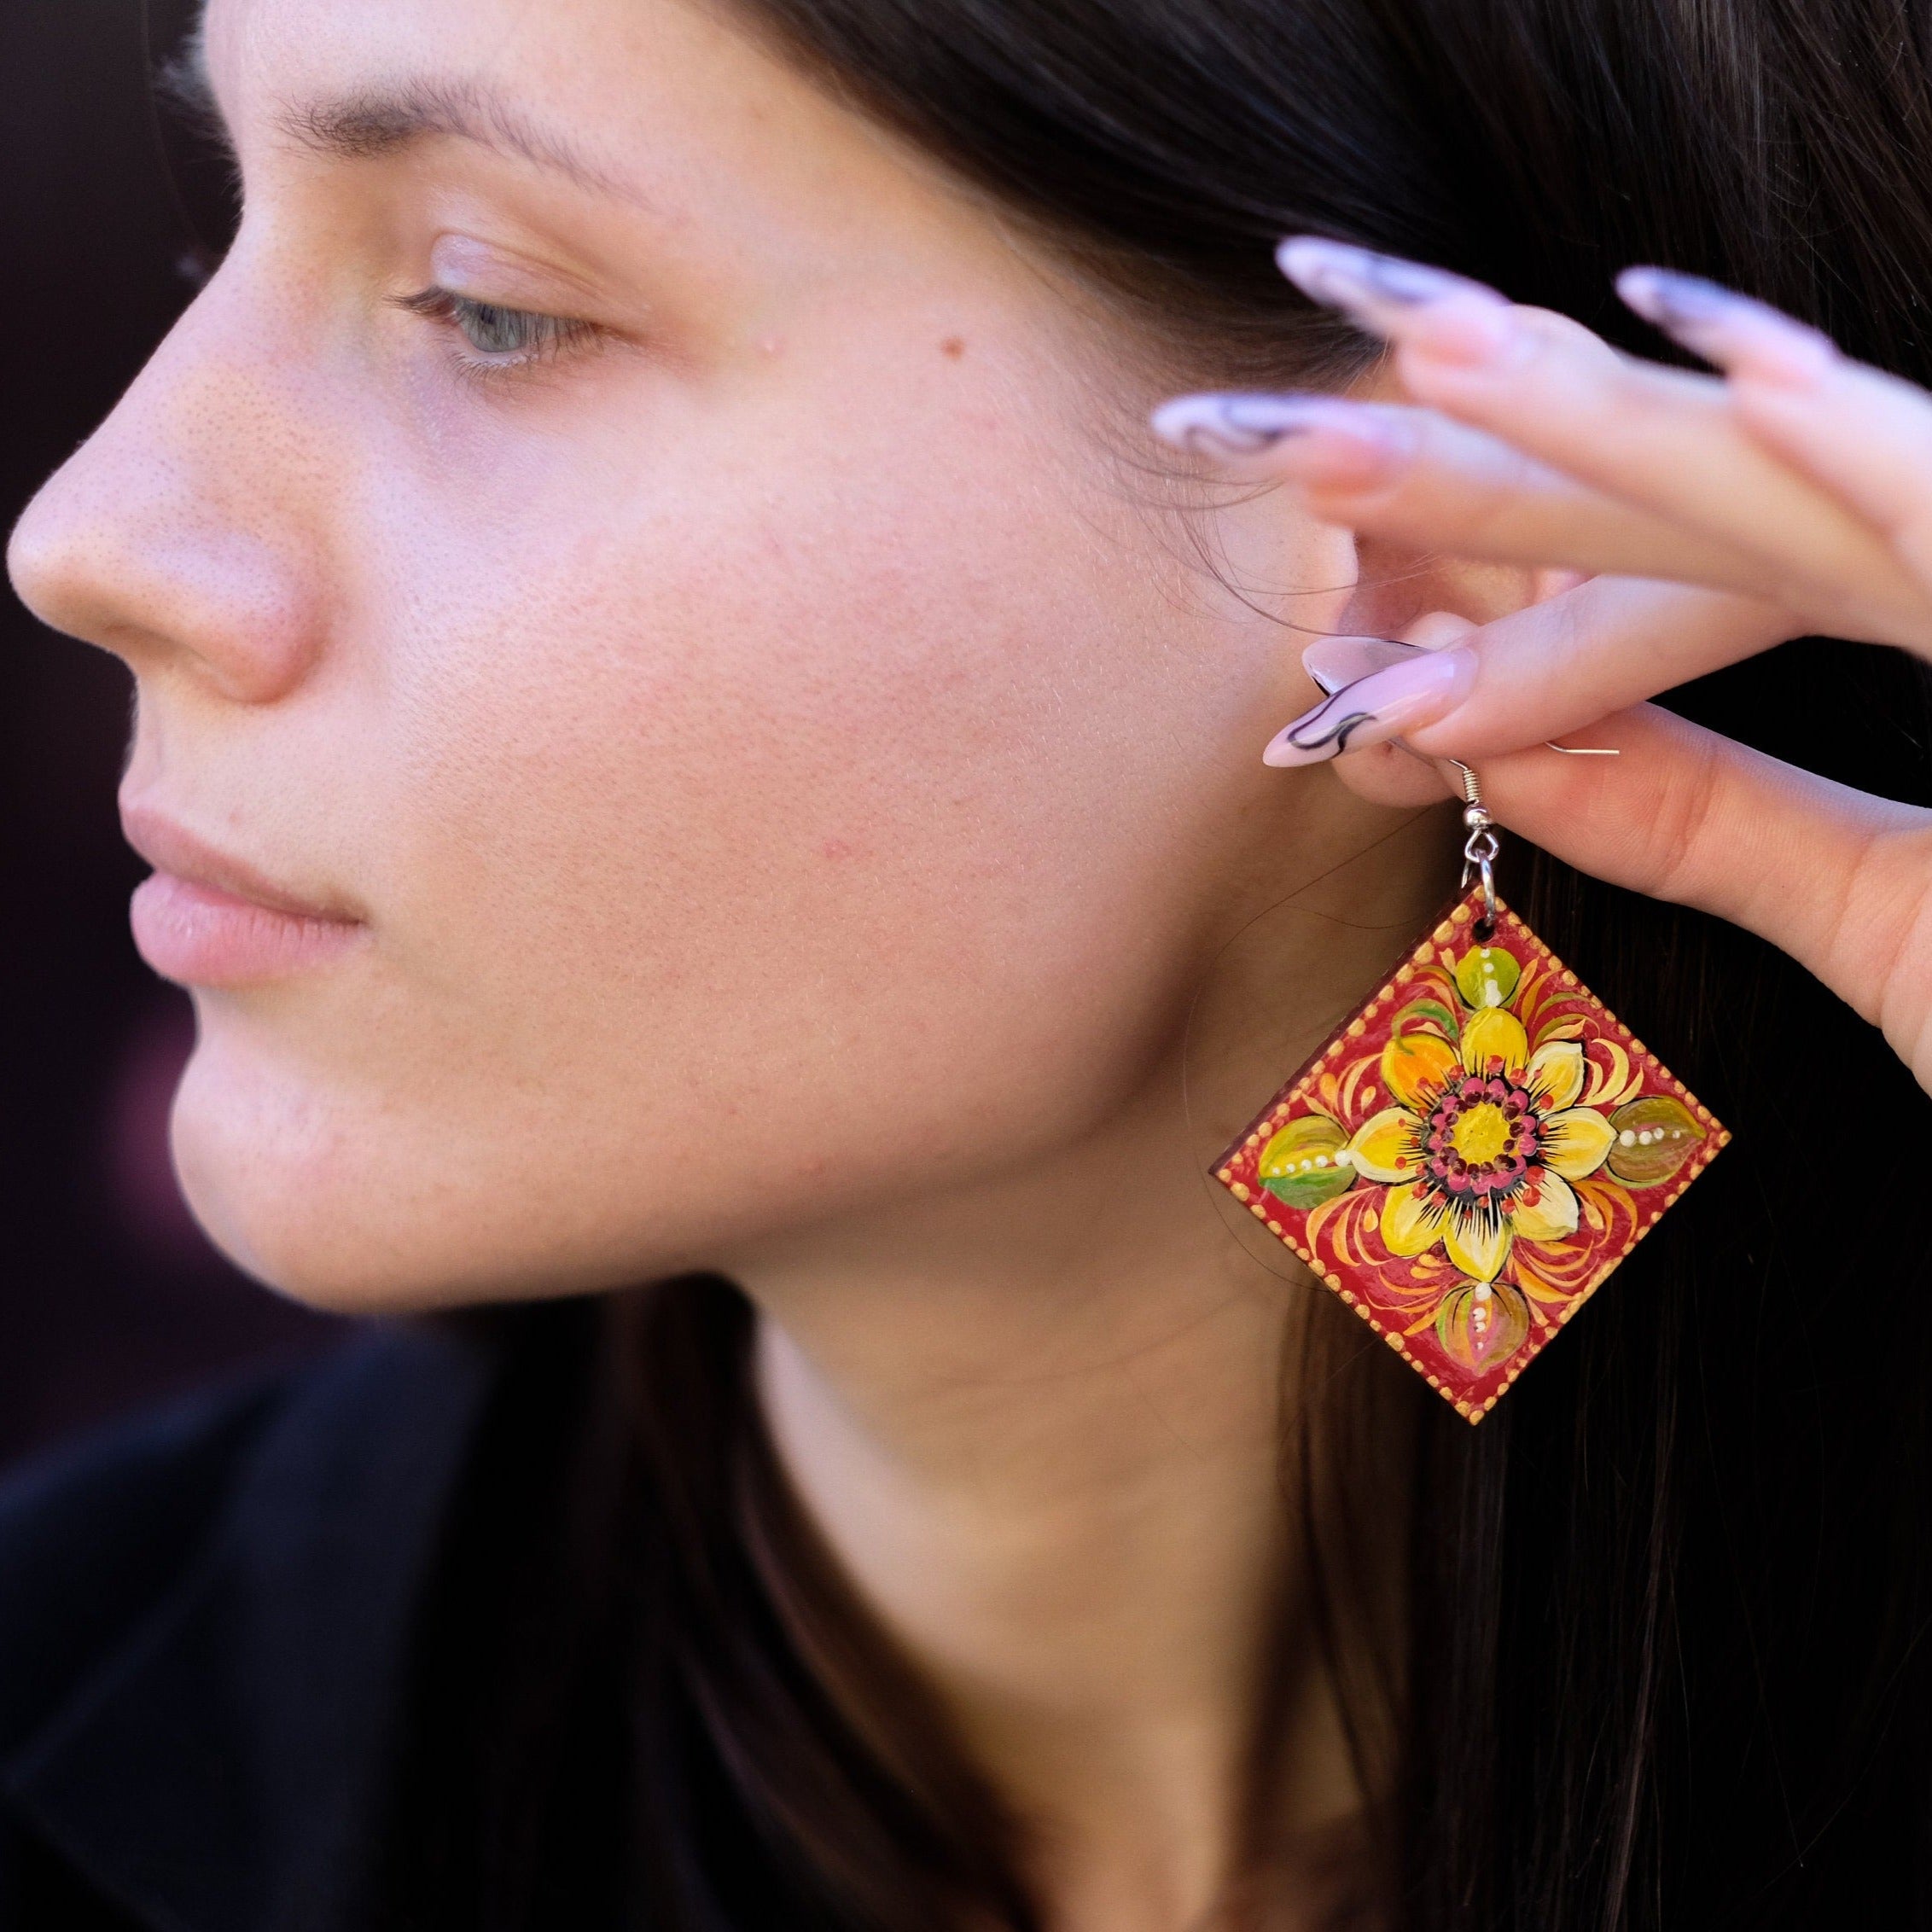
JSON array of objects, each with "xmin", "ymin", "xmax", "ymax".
[{"xmin": 395, "ymin": 287, "xmax": 595, "ymax": 369}]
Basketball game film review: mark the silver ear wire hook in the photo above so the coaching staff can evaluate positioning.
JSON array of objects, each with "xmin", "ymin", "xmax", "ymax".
[
  {"xmin": 1451, "ymin": 742, "xmax": 1618, "ymax": 934},
  {"xmin": 1452, "ymin": 760, "xmax": 1502, "ymax": 933}
]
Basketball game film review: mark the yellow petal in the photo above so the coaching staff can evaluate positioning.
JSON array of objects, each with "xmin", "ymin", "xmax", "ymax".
[
  {"xmin": 1346, "ymin": 1107, "xmax": 1422, "ymax": 1183},
  {"xmin": 1508, "ymin": 1170, "xmax": 1580, "ymax": 1244},
  {"xmin": 1445, "ymin": 1204, "xmax": 1513, "ymax": 1283},
  {"xmin": 1381, "ymin": 1181, "xmax": 1448, "ymax": 1257},
  {"xmin": 1539, "ymin": 1106, "xmax": 1616, "ymax": 1179},
  {"xmin": 1460, "ymin": 1006, "xmax": 1528, "ymax": 1078},
  {"xmin": 1524, "ymin": 1039, "xmax": 1585, "ymax": 1111},
  {"xmin": 1382, "ymin": 1031, "xmax": 1459, "ymax": 1109}
]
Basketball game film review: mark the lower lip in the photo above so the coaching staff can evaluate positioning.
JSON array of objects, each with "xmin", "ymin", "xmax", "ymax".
[{"xmin": 130, "ymin": 872, "xmax": 365, "ymax": 986}]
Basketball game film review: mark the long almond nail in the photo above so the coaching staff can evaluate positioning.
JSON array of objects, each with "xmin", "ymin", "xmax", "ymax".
[
  {"xmin": 1616, "ymin": 267, "xmax": 1837, "ymax": 388},
  {"xmin": 1263, "ymin": 646, "xmax": 1477, "ymax": 766},
  {"xmin": 1149, "ymin": 393, "xmax": 1318, "ymax": 459},
  {"xmin": 1275, "ymin": 238, "xmax": 1518, "ymax": 368},
  {"xmin": 1151, "ymin": 393, "xmax": 1406, "ymax": 484},
  {"xmin": 1277, "ymin": 238, "xmax": 1488, "ymax": 313}
]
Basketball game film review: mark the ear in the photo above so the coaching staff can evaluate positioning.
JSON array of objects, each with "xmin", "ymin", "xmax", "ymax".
[
  {"xmin": 1172, "ymin": 376, "xmax": 1574, "ymax": 804},
  {"xmin": 1324, "ymin": 545, "xmax": 1556, "ymax": 808},
  {"xmin": 1321, "ymin": 560, "xmax": 1582, "ymax": 808}
]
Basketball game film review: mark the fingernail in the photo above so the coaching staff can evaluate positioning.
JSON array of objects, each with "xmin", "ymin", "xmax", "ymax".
[
  {"xmin": 1301, "ymin": 635, "xmax": 1427, "ymax": 695},
  {"xmin": 1276, "ymin": 237, "xmax": 1519, "ymax": 366},
  {"xmin": 1616, "ymin": 267, "xmax": 1837, "ymax": 389},
  {"xmin": 1151, "ymin": 393, "xmax": 1408, "ymax": 486},
  {"xmin": 1263, "ymin": 645, "xmax": 1476, "ymax": 767},
  {"xmin": 1277, "ymin": 238, "xmax": 1481, "ymax": 311}
]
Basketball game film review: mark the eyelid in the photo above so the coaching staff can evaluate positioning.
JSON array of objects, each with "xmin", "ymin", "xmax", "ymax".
[
  {"xmin": 392, "ymin": 285, "xmax": 598, "ymax": 371},
  {"xmin": 393, "ymin": 285, "xmax": 577, "ymax": 333}
]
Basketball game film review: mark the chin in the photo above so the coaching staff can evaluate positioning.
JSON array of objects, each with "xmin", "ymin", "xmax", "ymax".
[
  {"xmin": 172, "ymin": 1119, "xmax": 482, "ymax": 1318},
  {"xmin": 165, "ymin": 1043, "xmax": 682, "ymax": 1318}
]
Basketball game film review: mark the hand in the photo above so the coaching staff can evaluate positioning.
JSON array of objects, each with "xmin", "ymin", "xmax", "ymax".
[{"xmin": 1152, "ymin": 242, "xmax": 1932, "ymax": 1096}]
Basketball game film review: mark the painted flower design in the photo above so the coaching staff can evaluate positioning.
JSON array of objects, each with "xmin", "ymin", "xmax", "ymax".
[
  {"xmin": 1348, "ymin": 1002, "xmax": 1615, "ymax": 1288},
  {"xmin": 1222, "ymin": 897, "xmax": 1725, "ymax": 1417}
]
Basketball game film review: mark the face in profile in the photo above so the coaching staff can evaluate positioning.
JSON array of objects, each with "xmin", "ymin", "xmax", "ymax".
[{"xmin": 7, "ymin": 0, "xmax": 1369, "ymax": 1312}]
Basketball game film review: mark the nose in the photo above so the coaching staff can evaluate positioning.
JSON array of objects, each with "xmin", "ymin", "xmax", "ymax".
[{"xmin": 7, "ymin": 264, "xmax": 330, "ymax": 707}]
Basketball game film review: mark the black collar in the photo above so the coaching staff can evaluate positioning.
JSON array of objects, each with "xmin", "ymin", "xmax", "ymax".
[{"xmin": 3, "ymin": 1325, "xmax": 497, "ymax": 1932}]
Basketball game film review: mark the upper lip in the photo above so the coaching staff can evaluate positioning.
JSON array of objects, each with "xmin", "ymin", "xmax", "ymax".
[{"xmin": 119, "ymin": 800, "xmax": 364, "ymax": 925}]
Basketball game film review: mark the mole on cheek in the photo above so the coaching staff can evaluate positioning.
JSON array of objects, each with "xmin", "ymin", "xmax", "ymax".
[{"xmin": 940, "ymin": 336, "xmax": 966, "ymax": 358}]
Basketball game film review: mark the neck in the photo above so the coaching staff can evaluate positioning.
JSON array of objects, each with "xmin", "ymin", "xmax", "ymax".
[
  {"xmin": 752, "ymin": 1125, "xmax": 1337, "ymax": 1928},
  {"xmin": 730, "ymin": 831, "xmax": 1445, "ymax": 1930}
]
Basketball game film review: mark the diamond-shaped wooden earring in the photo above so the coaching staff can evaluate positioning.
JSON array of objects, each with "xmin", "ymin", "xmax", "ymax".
[{"xmin": 1213, "ymin": 765, "xmax": 1726, "ymax": 1422}]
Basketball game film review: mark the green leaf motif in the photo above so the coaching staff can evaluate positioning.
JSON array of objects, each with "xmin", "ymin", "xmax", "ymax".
[
  {"xmin": 1453, "ymin": 943, "xmax": 1521, "ymax": 1010},
  {"xmin": 1605, "ymin": 1094, "xmax": 1706, "ymax": 1186},
  {"xmin": 1258, "ymin": 1113, "xmax": 1356, "ymax": 1209},
  {"xmin": 1394, "ymin": 998, "xmax": 1460, "ymax": 1039}
]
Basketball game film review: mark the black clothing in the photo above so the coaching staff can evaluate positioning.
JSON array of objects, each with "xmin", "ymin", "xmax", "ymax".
[
  {"xmin": 0, "ymin": 1326, "xmax": 498, "ymax": 1932},
  {"xmin": 0, "ymin": 1294, "xmax": 1377, "ymax": 1932}
]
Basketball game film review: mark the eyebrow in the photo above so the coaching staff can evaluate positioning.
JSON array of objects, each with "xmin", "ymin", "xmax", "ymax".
[{"xmin": 161, "ymin": 26, "xmax": 644, "ymax": 208}]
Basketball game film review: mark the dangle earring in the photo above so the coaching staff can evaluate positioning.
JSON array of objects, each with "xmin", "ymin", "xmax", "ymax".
[{"xmin": 1212, "ymin": 651, "xmax": 1728, "ymax": 1423}]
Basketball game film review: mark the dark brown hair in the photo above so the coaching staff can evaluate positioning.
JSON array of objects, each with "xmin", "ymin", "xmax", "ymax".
[{"xmin": 354, "ymin": 1, "xmax": 1932, "ymax": 1926}]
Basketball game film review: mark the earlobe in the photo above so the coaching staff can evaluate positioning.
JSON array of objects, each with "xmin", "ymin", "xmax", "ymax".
[
  {"xmin": 1251, "ymin": 498, "xmax": 1551, "ymax": 804},
  {"xmin": 1296, "ymin": 611, "xmax": 1476, "ymax": 806},
  {"xmin": 1264, "ymin": 632, "xmax": 1475, "ymax": 768},
  {"xmin": 1530, "ymin": 566, "xmax": 1590, "ymax": 604}
]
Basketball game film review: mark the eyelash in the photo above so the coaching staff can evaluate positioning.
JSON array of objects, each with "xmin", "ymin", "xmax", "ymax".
[{"xmin": 394, "ymin": 287, "xmax": 597, "ymax": 376}]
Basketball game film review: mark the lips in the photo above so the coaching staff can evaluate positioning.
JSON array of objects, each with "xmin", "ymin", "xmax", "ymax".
[{"xmin": 120, "ymin": 802, "xmax": 366, "ymax": 988}]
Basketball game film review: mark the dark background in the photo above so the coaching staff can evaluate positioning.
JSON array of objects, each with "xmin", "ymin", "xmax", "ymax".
[{"xmin": 0, "ymin": 0, "xmax": 344, "ymax": 1471}]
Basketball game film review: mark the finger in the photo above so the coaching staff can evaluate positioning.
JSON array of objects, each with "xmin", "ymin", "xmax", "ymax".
[
  {"xmin": 1454, "ymin": 707, "xmax": 1932, "ymax": 1085},
  {"xmin": 1149, "ymin": 392, "xmax": 1783, "ymax": 596},
  {"xmin": 1274, "ymin": 238, "xmax": 1927, "ymax": 643},
  {"xmin": 1257, "ymin": 579, "xmax": 1792, "ymax": 771},
  {"xmin": 1620, "ymin": 268, "xmax": 1932, "ymax": 599},
  {"xmin": 1400, "ymin": 577, "xmax": 1792, "ymax": 760}
]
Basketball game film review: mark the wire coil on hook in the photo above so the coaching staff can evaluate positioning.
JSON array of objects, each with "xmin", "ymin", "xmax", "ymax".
[{"xmin": 1452, "ymin": 761, "xmax": 1501, "ymax": 936}]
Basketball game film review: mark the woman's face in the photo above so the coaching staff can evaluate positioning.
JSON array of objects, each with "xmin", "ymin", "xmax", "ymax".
[{"xmin": 7, "ymin": 0, "xmax": 1365, "ymax": 1310}]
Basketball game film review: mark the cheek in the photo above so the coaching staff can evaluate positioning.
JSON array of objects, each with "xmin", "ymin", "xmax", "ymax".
[{"xmin": 180, "ymin": 377, "xmax": 1243, "ymax": 1310}]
